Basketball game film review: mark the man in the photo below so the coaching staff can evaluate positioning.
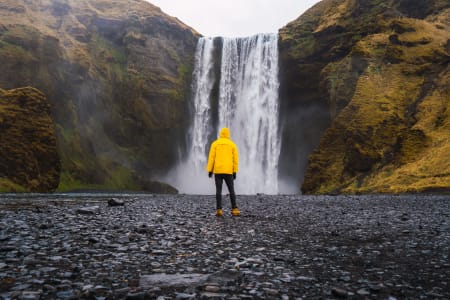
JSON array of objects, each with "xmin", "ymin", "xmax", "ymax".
[{"xmin": 206, "ymin": 127, "xmax": 240, "ymax": 217}]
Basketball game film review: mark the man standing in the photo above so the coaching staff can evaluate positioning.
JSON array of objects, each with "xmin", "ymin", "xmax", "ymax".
[{"xmin": 206, "ymin": 127, "xmax": 240, "ymax": 217}]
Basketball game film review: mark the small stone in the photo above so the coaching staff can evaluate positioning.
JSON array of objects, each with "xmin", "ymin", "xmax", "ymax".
[
  {"xmin": 82, "ymin": 285, "xmax": 94, "ymax": 291},
  {"xmin": 0, "ymin": 235, "xmax": 10, "ymax": 241},
  {"xmin": 108, "ymin": 198, "xmax": 125, "ymax": 206},
  {"xmin": 332, "ymin": 287, "xmax": 348, "ymax": 298},
  {"xmin": 263, "ymin": 288, "xmax": 279, "ymax": 296},
  {"xmin": 369, "ymin": 283, "xmax": 382, "ymax": 292},
  {"xmin": 56, "ymin": 290, "xmax": 76, "ymax": 299},
  {"xmin": 43, "ymin": 284, "xmax": 56, "ymax": 292},
  {"xmin": 176, "ymin": 293, "xmax": 196, "ymax": 299},
  {"xmin": 19, "ymin": 291, "xmax": 42, "ymax": 300},
  {"xmin": 126, "ymin": 292, "xmax": 147, "ymax": 300},
  {"xmin": 204, "ymin": 285, "xmax": 220, "ymax": 292},
  {"xmin": 0, "ymin": 246, "xmax": 16, "ymax": 252},
  {"xmin": 11, "ymin": 284, "xmax": 31, "ymax": 291},
  {"xmin": 118, "ymin": 236, "xmax": 130, "ymax": 243},
  {"xmin": 357, "ymin": 288, "xmax": 370, "ymax": 296},
  {"xmin": 140, "ymin": 273, "xmax": 209, "ymax": 288},
  {"xmin": 76, "ymin": 206, "xmax": 99, "ymax": 215},
  {"xmin": 88, "ymin": 237, "xmax": 99, "ymax": 243},
  {"xmin": 297, "ymin": 276, "xmax": 316, "ymax": 281},
  {"xmin": 200, "ymin": 292, "xmax": 226, "ymax": 299}
]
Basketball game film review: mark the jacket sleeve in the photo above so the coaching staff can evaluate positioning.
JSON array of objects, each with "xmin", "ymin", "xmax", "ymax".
[
  {"xmin": 206, "ymin": 142, "xmax": 216, "ymax": 172},
  {"xmin": 233, "ymin": 143, "xmax": 239, "ymax": 173}
]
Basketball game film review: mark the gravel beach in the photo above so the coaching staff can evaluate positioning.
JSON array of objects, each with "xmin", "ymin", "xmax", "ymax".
[{"xmin": 0, "ymin": 193, "xmax": 448, "ymax": 299}]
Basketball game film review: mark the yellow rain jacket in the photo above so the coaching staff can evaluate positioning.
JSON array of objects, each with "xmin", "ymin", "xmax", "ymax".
[{"xmin": 206, "ymin": 127, "xmax": 239, "ymax": 174}]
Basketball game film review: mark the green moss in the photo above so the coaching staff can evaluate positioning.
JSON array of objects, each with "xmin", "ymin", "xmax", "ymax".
[
  {"xmin": 286, "ymin": 34, "xmax": 316, "ymax": 60},
  {"xmin": 56, "ymin": 171, "xmax": 105, "ymax": 192},
  {"xmin": 160, "ymin": 61, "xmax": 193, "ymax": 103},
  {"xmin": 166, "ymin": 47, "xmax": 180, "ymax": 62},
  {"xmin": 88, "ymin": 34, "xmax": 127, "ymax": 80},
  {"xmin": 103, "ymin": 166, "xmax": 139, "ymax": 190},
  {"xmin": 0, "ymin": 178, "xmax": 27, "ymax": 193},
  {"xmin": 0, "ymin": 42, "xmax": 34, "ymax": 60},
  {"xmin": 57, "ymin": 160, "xmax": 140, "ymax": 192}
]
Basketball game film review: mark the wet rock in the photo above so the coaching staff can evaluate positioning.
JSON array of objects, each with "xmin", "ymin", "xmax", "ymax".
[
  {"xmin": 125, "ymin": 292, "xmax": 147, "ymax": 300},
  {"xmin": 0, "ymin": 234, "xmax": 10, "ymax": 241},
  {"xmin": 200, "ymin": 292, "xmax": 226, "ymax": 299},
  {"xmin": 332, "ymin": 287, "xmax": 348, "ymax": 297},
  {"xmin": 108, "ymin": 198, "xmax": 125, "ymax": 206},
  {"xmin": 175, "ymin": 293, "xmax": 196, "ymax": 299},
  {"xmin": 204, "ymin": 285, "xmax": 220, "ymax": 292},
  {"xmin": 208, "ymin": 269, "xmax": 241, "ymax": 285},
  {"xmin": 76, "ymin": 206, "xmax": 99, "ymax": 215},
  {"xmin": 0, "ymin": 194, "xmax": 448, "ymax": 299},
  {"xmin": 19, "ymin": 291, "xmax": 41, "ymax": 300},
  {"xmin": 357, "ymin": 288, "xmax": 370, "ymax": 296},
  {"xmin": 139, "ymin": 273, "xmax": 210, "ymax": 289}
]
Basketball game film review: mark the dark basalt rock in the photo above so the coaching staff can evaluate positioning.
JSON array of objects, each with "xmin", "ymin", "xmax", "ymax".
[{"xmin": 108, "ymin": 198, "xmax": 125, "ymax": 206}]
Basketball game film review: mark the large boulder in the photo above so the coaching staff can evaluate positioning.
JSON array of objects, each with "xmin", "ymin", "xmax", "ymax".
[{"xmin": 0, "ymin": 87, "xmax": 60, "ymax": 192}]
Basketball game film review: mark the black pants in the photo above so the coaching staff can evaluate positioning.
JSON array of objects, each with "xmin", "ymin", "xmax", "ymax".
[{"xmin": 214, "ymin": 174, "xmax": 237, "ymax": 209}]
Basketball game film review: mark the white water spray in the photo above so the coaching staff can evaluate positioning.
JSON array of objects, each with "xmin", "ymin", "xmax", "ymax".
[{"xmin": 170, "ymin": 34, "xmax": 281, "ymax": 194}]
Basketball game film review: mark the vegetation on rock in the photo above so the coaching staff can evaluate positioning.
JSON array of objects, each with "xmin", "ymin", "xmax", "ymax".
[
  {"xmin": 0, "ymin": 87, "xmax": 60, "ymax": 192},
  {"xmin": 1, "ymin": 0, "xmax": 448, "ymax": 195},
  {"xmin": 279, "ymin": 0, "xmax": 449, "ymax": 194},
  {"xmin": 0, "ymin": 0, "xmax": 199, "ymax": 193}
]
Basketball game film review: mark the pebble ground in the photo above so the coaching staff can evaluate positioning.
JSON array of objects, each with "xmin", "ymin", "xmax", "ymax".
[{"xmin": 0, "ymin": 193, "xmax": 449, "ymax": 299}]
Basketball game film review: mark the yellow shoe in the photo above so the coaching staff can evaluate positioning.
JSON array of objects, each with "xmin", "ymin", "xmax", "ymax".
[
  {"xmin": 231, "ymin": 208, "xmax": 240, "ymax": 216},
  {"xmin": 216, "ymin": 209, "xmax": 223, "ymax": 217}
]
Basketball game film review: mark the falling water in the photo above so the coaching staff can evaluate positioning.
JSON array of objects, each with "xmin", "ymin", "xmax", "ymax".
[
  {"xmin": 189, "ymin": 37, "xmax": 215, "ymax": 173},
  {"xmin": 171, "ymin": 33, "xmax": 281, "ymax": 194}
]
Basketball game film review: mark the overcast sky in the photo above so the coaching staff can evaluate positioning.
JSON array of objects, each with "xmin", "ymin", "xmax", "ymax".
[{"xmin": 147, "ymin": 0, "xmax": 321, "ymax": 37}]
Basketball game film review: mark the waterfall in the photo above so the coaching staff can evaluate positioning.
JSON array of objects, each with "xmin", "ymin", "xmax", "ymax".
[
  {"xmin": 171, "ymin": 33, "xmax": 281, "ymax": 195},
  {"xmin": 189, "ymin": 37, "xmax": 215, "ymax": 173}
]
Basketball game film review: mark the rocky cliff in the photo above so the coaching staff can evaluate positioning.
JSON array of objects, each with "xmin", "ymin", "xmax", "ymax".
[
  {"xmin": 0, "ymin": 0, "xmax": 199, "ymax": 192},
  {"xmin": 0, "ymin": 87, "xmax": 60, "ymax": 192},
  {"xmin": 279, "ymin": 0, "xmax": 449, "ymax": 194}
]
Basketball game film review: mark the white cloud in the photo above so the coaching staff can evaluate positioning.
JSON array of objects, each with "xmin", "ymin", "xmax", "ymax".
[{"xmin": 147, "ymin": 0, "xmax": 320, "ymax": 37}]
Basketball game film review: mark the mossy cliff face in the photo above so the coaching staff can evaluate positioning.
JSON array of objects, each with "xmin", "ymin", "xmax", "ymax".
[
  {"xmin": 279, "ymin": 0, "xmax": 450, "ymax": 194},
  {"xmin": 0, "ymin": 87, "xmax": 60, "ymax": 192},
  {"xmin": 0, "ymin": 0, "xmax": 199, "ymax": 192}
]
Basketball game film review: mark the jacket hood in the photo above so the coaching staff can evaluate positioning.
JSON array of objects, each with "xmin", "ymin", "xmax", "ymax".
[{"xmin": 219, "ymin": 127, "xmax": 230, "ymax": 139}]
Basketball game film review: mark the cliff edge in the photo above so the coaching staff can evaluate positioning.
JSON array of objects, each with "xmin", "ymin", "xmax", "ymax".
[
  {"xmin": 0, "ymin": 0, "xmax": 199, "ymax": 192},
  {"xmin": 279, "ymin": 0, "xmax": 449, "ymax": 194}
]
